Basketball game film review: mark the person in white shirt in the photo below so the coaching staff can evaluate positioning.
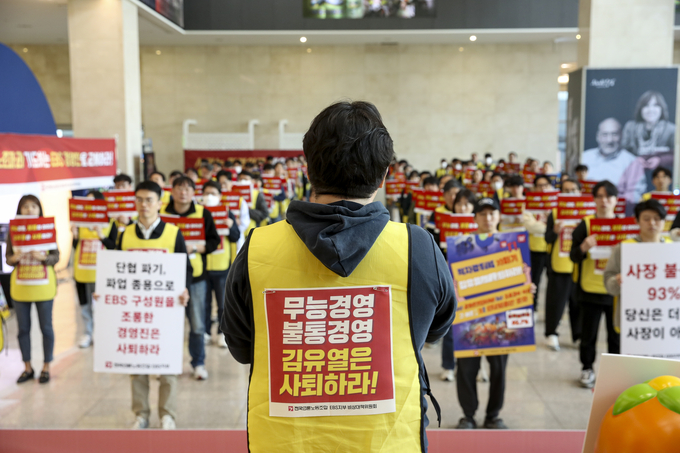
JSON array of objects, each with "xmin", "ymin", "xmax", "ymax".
[{"xmin": 582, "ymin": 118, "xmax": 636, "ymax": 184}]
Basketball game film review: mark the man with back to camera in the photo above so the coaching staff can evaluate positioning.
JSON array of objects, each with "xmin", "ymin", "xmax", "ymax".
[{"xmin": 222, "ymin": 101, "xmax": 456, "ymax": 453}]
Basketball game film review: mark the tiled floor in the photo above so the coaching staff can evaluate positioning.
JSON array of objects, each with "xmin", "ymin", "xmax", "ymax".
[{"xmin": 0, "ymin": 276, "xmax": 606, "ymax": 430}]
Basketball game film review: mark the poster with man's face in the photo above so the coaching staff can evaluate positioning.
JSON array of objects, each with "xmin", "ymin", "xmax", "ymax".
[{"xmin": 581, "ymin": 68, "xmax": 678, "ymax": 214}]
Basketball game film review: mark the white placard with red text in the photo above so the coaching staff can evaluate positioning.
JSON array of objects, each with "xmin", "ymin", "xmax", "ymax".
[
  {"xmin": 621, "ymin": 242, "xmax": 680, "ymax": 359},
  {"xmin": 93, "ymin": 250, "xmax": 186, "ymax": 375}
]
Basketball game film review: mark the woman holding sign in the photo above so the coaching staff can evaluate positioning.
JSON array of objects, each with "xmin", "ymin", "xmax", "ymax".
[{"xmin": 7, "ymin": 195, "xmax": 60, "ymax": 384}]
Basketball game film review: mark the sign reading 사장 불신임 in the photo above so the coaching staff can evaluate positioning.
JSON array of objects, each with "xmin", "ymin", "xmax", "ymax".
[
  {"xmin": 621, "ymin": 242, "xmax": 680, "ymax": 359},
  {"xmin": 446, "ymin": 231, "xmax": 536, "ymax": 358},
  {"xmin": 93, "ymin": 250, "xmax": 186, "ymax": 375}
]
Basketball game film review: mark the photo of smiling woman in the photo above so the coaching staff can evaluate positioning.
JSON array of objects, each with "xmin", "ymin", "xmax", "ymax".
[{"xmin": 619, "ymin": 90, "xmax": 676, "ymax": 211}]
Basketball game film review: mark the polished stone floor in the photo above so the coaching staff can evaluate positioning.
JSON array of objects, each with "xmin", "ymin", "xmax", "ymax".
[{"xmin": 0, "ymin": 276, "xmax": 605, "ymax": 430}]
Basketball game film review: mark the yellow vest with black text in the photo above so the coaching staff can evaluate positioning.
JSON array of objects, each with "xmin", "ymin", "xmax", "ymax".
[
  {"xmin": 579, "ymin": 216, "xmax": 607, "ymax": 294},
  {"xmin": 547, "ymin": 208, "xmax": 574, "ymax": 274},
  {"xmin": 528, "ymin": 212, "xmax": 548, "ymax": 253},
  {"xmin": 247, "ymin": 221, "xmax": 422, "ymax": 453},
  {"xmin": 119, "ymin": 222, "xmax": 179, "ymax": 253},
  {"xmin": 74, "ymin": 224, "xmax": 112, "ymax": 283},
  {"xmin": 160, "ymin": 204, "xmax": 204, "ymax": 278},
  {"xmin": 207, "ymin": 236, "xmax": 231, "ymax": 272},
  {"xmin": 10, "ymin": 248, "xmax": 57, "ymax": 303}
]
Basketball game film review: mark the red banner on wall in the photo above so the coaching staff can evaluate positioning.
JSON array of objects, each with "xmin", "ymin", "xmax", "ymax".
[
  {"xmin": 160, "ymin": 215, "xmax": 206, "ymax": 245},
  {"xmin": 0, "ymin": 133, "xmax": 116, "ymax": 192},
  {"xmin": 9, "ymin": 216, "xmax": 58, "ymax": 252},
  {"xmin": 264, "ymin": 286, "xmax": 395, "ymax": 417},
  {"xmin": 184, "ymin": 150, "xmax": 302, "ymax": 172},
  {"xmin": 69, "ymin": 197, "xmax": 109, "ymax": 227}
]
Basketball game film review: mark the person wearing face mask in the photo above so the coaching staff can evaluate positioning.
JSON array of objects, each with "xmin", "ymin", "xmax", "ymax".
[
  {"xmin": 436, "ymin": 159, "xmax": 450, "ymax": 179},
  {"xmin": 482, "ymin": 153, "xmax": 496, "ymax": 172},
  {"xmin": 490, "ymin": 173, "xmax": 505, "ymax": 203},
  {"xmin": 543, "ymin": 179, "xmax": 582, "ymax": 352},
  {"xmin": 201, "ymin": 181, "xmax": 240, "ymax": 348},
  {"xmin": 439, "ymin": 189, "xmax": 476, "ymax": 382},
  {"xmin": 161, "ymin": 176, "xmax": 221, "ymax": 380},
  {"xmin": 570, "ymin": 180, "xmax": 621, "ymax": 389},
  {"xmin": 604, "ymin": 199, "xmax": 671, "ymax": 331}
]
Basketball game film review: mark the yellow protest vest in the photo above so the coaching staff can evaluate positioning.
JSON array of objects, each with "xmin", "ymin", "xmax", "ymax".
[
  {"xmin": 247, "ymin": 189, "xmax": 264, "ymax": 233},
  {"xmin": 247, "ymin": 221, "xmax": 422, "ymax": 453},
  {"xmin": 207, "ymin": 236, "xmax": 231, "ymax": 272},
  {"xmin": 161, "ymin": 204, "xmax": 204, "ymax": 278},
  {"xmin": 434, "ymin": 205, "xmax": 453, "ymax": 214},
  {"xmin": 10, "ymin": 254, "xmax": 57, "ymax": 303},
  {"xmin": 161, "ymin": 190, "xmax": 171, "ymax": 208},
  {"xmin": 119, "ymin": 221, "xmax": 179, "ymax": 253},
  {"xmin": 547, "ymin": 208, "xmax": 574, "ymax": 274},
  {"xmin": 580, "ymin": 216, "xmax": 608, "ymax": 294},
  {"xmin": 528, "ymin": 212, "xmax": 548, "ymax": 253},
  {"xmin": 74, "ymin": 224, "xmax": 112, "ymax": 283}
]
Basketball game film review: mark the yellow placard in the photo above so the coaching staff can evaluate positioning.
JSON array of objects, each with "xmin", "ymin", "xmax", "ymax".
[{"xmin": 451, "ymin": 249, "xmax": 527, "ymax": 298}]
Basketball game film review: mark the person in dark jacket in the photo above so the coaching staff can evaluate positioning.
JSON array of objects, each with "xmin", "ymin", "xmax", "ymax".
[{"xmin": 222, "ymin": 101, "xmax": 456, "ymax": 453}]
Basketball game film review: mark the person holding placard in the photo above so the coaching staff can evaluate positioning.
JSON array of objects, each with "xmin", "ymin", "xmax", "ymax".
[
  {"xmin": 570, "ymin": 180, "xmax": 621, "ymax": 389},
  {"xmin": 161, "ymin": 176, "xmax": 221, "ymax": 381},
  {"xmin": 200, "ymin": 180, "xmax": 240, "ymax": 348},
  {"xmin": 544, "ymin": 179, "xmax": 582, "ymax": 352},
  {"xmin": 7, "ymin": 195, "xmax": 60, "ymax": 384},
  {"xmin": 71, "ymin": 190, "xmax": 115, "ymax": 349},
  {"xmin": 114, "ymin": 180, "xmax": 191, "ymax": 430},
  {"xmin": 603, "ymin": 199, "xmax": 671, "ymax": 329},
  {"xmin": 641, "ymin": 166, "xmax": 673, "ymax": 201},
  {"xmin": 523, "ymin": 175, "xmax": 553, "ymax": 314}
]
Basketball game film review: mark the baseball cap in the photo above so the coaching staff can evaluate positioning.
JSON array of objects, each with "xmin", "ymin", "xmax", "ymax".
[{"xmin": 474, "ymin": 197, "xmax": 500, "ymax": 214}]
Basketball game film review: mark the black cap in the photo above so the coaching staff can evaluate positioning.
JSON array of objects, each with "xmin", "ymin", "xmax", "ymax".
[{"xmin": 474, "ymin": 197, "xmax": 500, "ymax": 214}]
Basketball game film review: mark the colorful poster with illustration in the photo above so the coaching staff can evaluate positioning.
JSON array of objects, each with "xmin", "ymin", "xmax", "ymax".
[{"xmin": 446, "ymin": 231, "xmax": 535, "ymax": 357}]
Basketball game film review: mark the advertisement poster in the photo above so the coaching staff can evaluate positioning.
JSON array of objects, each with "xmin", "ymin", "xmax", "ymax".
[
  {"xmin": 0, "ymin": 133, "xmax": 116, "ymax": 194},
  {"xmin": 582, "ymin": 68, "xmax": 678, "ymax": 214},
  {"xmin": 264, "ymin": 286, "xmax": 395, "ymax": 417},
  {"xmin": 9, "ymin": 216, "xmax": 57, "ymax": 252},
  {"xmin": 303, "ymin": 0, "xmax": 436, "ymax": 19},
  {"xmin": 69, "ymin": 197, "xmax": 109, "ymax": 227},
  {"xmin": 445, "ymin": 231, "xmax": 535, "ymax": 357},
  {"xmin": 93, "ymin": 250, "xmax": 187, "ymax": 374},
  {"xmin": 620, "ymin": 243, "xmax": 680, "ymax": 359}
]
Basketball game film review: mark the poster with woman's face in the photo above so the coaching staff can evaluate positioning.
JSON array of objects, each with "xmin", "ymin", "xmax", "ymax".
[{"xmin": 582, "ymin": 68, "xmax": 678, "ymax": 214}]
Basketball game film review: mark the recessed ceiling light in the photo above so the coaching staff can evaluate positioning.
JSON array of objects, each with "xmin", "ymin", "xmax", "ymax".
[
  {"xmin": 300, "ymin": 37, "xmax": 307, "ymax": 43},
  {"xmin": 459, "ymin": 47, "xmax": 464, "ymax": 52},
  {"xmin": 22, "ymin": 48, "xmax": 28, "ymax": 53},
  {"xmin": 558, "ymin": 74, "xmax": 569, "ymax": 84},
  {"xmin": 576, "ymin": 34, "xmax": 581, "ymax": 40},
  {"xmin": 469, "ymin": 35, "xmax": 477, "ymax": 42},
  {"xmin": 307, "ymin": 48, "xmax": 312, "ymax": 53},
  {"xmin": 560, "ymin": 63, "xmax": 571, "ymax": 68},
  {"xmin": 156, "ymin": 50, "xmax": 161, "ymax": 55}
]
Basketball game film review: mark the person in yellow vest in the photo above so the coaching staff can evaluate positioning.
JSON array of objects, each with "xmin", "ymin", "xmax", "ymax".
[
  {"xmin": 223, "ymin": 101, "xmax": 456, "ymax": 453},
  {"xmin": 426, "ymin": 180, "xmax": 465, "ymax": 255},
  {"xmin": 237, "ymin": 170, "xmax": 269, "ymax": 231},
  {"xmin": 570, "ymin": 180, "xmax": 620, "ymax": 389},
  {"xmin": 71, "ymin": 190, "xmax": 116, "ymax": 349},
  {"xmin": 201, "ymin": 180, "xmax": 240, "ymax": 348},
  {"xmin": 522, "ymin": 174, "xmax": 553, "ymax": 313},
  {"xmin": 162, "ymin": 176, "xmax": 221, "ymax": 381},
  {"xmin": 543, "ymin": 178, "xmax": 582, "ymax": 352},
  {"xmin": 641, "ymin": 166, "xmax": 672, "ymax": 201},
  {"xmin": 149, "ymin": 171, "xmax": 172, "ymax": 207},
  {"xmin": 112, "ymin": 173, "xmax": 137, "ymax": 231},
  {"xmin": 7, "ymin": 195, "xmax": 60, "ymax": 384},
  {"xmin": 604, "ymin": 199, "xmax": 671, "ymax": 331},
  {"xmin": 114, "ymin": 181, "xmax": 191, "ymax": 430}
]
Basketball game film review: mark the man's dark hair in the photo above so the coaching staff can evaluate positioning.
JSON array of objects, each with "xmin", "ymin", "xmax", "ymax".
[
  {"xmin": 407, "ymin": 170, "xmax": 419, "ymax": 180},
  {"xmin": 234, "ymin": 160, "xmax": 242, "ymax": 165},
  {"xmin": 505, "ymin": 175, "xmax": 524, "ymax": 188},
  {"xmin": 303, "ymin": 101, "xmax": 394, "ymax": 199},
  {"xmin": 245, "ymin": 162, "xmax": 256, "ymax": 169},
  {"xmin": 575, "ymin": 164, "xmax": 588, "ymax": 173},
  {"xmin": 592, "ymin": 180, "xmax": 617, "ymax": 198},
  {"xmin": 172, "ymin": 176, "xmax": 196, "ymax": 190},
  {"xmin": 169, "ymin": 170, "xmax": 184, "ymax": 179},
  {"xmin": 509, "ymin": 151, "xmax": 518, "ymax": 157},
  {"xmin": 634, "ymin": 199, "xmax": 667, "ymax": 220},
  {"xmin": 216, "ymin": 170, "xmax": 233, "ymax": 181},
  {"xmin": 491, "ymin": 172, "xmax": 504, "ymax": 180},
  {"xmin": 422, "ymin": 176, "xmax": 438, "ymax": 188},
  {"xmin": 262, "ymin": 163, "xmax": 275, "ymax": 172},
  {"xmin": 561, "ymin": 178, "xmax": 581, "ymax": 191},
  {"xmin": 652, "ymin": 166, "xmax": 672, "ymax": 179},
  {"xmin": 149, "ymin": 171, "xmax": 165, "ymax": 182},
  {"xmin": 87, "ymin": 190, "xmax": 105, "ymax": 200},
  {"xmin": 420, "ymin": 171, "xmax": 432, "ymax": 178},
  {"xmin": 238, "ymin": 170, "xmax": 254, "ymax": 180},
  {"xmin": 186, "ymin": 167, "xmax": 198, "ymax": 176},
  {"xmin": 200, "ymin": 162, "xmax": 212, "ymax": 171},
  {"xmin": 203, "ymin": 180, "xmax": 222, "ymax": 194},
  {"xmin": 534, "ymin": 175, "xmax": 552, "ymax": 186},
  {"xmin": 266, "ymin": 155, "xmax": 274, "ymax": 162},
  {"xmin": 135, "ymin": 181, "xmax": 162, "ymax": 199},
  {"xmin": 113, "ymin": 173, "xmax": 132, "ymax": 185},
  {"xmin": 484, "ymin": 153, "xmax": 492, "ymax": 159},
  {"xmin": 443, "ymin": 179, "xmax": 463, "ymax": 193},
  {"xmin": 453, "ymin": 189, "xmax": 476, "ymax": 207},
  {"xmin": 224, "ymin": 160, "xmax": 234, "ymax": 168}
]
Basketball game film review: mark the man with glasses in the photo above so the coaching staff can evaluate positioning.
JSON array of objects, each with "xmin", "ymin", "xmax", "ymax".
[
  {"xmin": 570, "ymin": 181, "xmax": 621, "ymax": 389},
  {"xmin": 543, "ymin": 179, "xmax": 582, "ymax": 351},
  {"xmin": 161, "ymin": 176, "xmax": 221, "ymax": 380}
]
